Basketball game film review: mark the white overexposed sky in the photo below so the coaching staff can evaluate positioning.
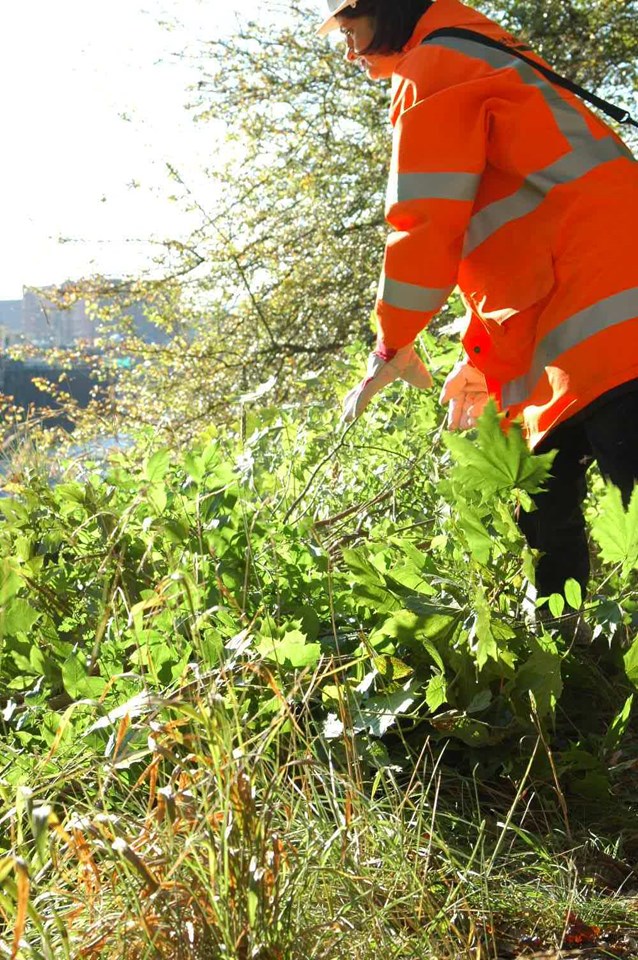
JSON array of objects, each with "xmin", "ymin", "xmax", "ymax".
[{"xmin": 0, "ymin": 0, "xmax": 257, "ymax": 300}]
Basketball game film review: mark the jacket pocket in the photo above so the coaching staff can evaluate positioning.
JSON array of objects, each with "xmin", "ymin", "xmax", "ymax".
[
  {"xmin": 460, "ymin": 251, "xmax": 556, "ymax": 327},
  {"xmin": 461, "ymin": 286, "xmax": 555, "ymax": 384}
]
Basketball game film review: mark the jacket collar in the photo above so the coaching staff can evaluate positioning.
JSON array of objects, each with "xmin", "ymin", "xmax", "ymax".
[{"xmin": 401, "ymin": 0, "xmax": 497, "ymax": 53}]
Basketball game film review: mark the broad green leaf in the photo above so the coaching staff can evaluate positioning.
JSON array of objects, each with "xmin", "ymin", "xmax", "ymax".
[
  {"xmin": 291, "ymin": 605, "xmax": 320, "ymax": 643},
  {"xmin": 29, "ymin": 644, "xmax": 47, "ymax": 674},
  {"xmin": 169, "ymin": 652, "xmax": 191, "ymax": 683},
  {"xmin": 1, "ymin": 599, "xmax": 41, "ymax": 635},
  {"xmin": 491, "ymin": 620, "xmax": 517, "ymax": 642},
  {"xmin": 591, "ymin": 484, "xmax": 638, "ymax": 575},
  {"xmin": 472, "ymin": 593, "xmax": 498, "ymax": 670},
  {"xmin": 515, "ymin": 647, "xmax": 563, "ymax": 718},
  {"xmin": 199, "ymin": 441, "xmax": 220, "ymax": 471},
  {"xmin": 199, "ymin": 630, "xmax": 224, "ymax": 667},
  {"xmin": 183, "ymin": 453, "xmax": 205, "ymax": 484},
  {"xmin": 257, "ymin": 629, "xmax": 321, "ymax": 669},
  {"xmin": 62, "ymin": 654, "xmax": 106, "ymax": 700},
  {"xmin": 145, "ymin": 448, "xmax": 171, "ymax": 483},
  {"xmin": 146, "ymin": 483, "xmax": 167, "ymax": 515},
  {"xmin": 247, "ymin": 890, "xmax": 259, "ymax": 928},
  {"xmin": 372, "ymin": 610, "xmax": 420, "ymax": 640},
  {"xmin": 445, "ymin": 401, "xmax": 556, "ymax": 498},
  {"xmin": 548, "ymin": 593, "xmax": 565, "ymax": 618},
  {"xmin": 53, "ymin": 482, "xmax": 86, "ymax": 505},
  {"xmin": 373, "ymin": 610, "xmax": 455, "ymax": 671},
  {"xmin": 386, "ymin": 563, "xmax": 435, "ymax": 594},
  {"xmin": 342, "ymin": 548, "xmax": 401, "ymax": 613},
  {"xmin": 14, "ymin": 536, "xmax": 36, "ymax": 563},
  {"xmin": 373, "ymin": 656, "xmax": 413, "ymax": 681},
  {"xmin": 0, "ymin": 565, "xmax": 22, "ymax": 605},
  {"xmin": 207, "ymin": 461, "xmax": 237, "ymax": 490},
  {"xmin": 364, "ymin": 739, "xmax": 396, "ymax": 771},
  {"xmin": 388, "ymin": 538, "xmax": 430, "ymax": 571},
  {"xmin": 457, "ymin": 506, "xmax": 492, "ymax": 565},
  {"xmin": 403, "ymin": 598, "xmax": 462, "ymax": 639},
  {"xmin": 571, "ymin": 771, "xmax": 611, "ymax": 801},
  {"xmin": 342, "ymin": 548, "xmax": 384, "ymax": 584},
  {"xmin": 161, "ymin": 519, "xmax": 190, "ymax": 543}
]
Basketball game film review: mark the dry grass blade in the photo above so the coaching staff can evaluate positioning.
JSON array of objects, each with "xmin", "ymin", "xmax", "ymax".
[{"xmin": 10, "ymin": 859, "xmax": 29, "ymax": 960}]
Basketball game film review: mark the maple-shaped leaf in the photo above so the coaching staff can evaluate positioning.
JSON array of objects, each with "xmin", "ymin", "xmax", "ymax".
[{"xmin": 444, "ymin": 401, "xmax": 556, "ymax": 499}]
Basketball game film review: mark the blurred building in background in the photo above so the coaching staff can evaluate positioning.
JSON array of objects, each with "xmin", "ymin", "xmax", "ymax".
[
  {"xmin": 0, "ymin": 280, "xmax": 167, "ymax": 425},
  {"xmin": 0, "ymin": 300, "xmax": 23, "ymax": 346},
  {"xmin": 1, "ymin": 281, "xmax": 169, "ymax": 348}
]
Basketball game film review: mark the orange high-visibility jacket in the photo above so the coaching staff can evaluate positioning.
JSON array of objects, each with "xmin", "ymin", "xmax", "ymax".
[{"xmin": 375, "ymin": 0, "xmax": 638, "ymax": 447}]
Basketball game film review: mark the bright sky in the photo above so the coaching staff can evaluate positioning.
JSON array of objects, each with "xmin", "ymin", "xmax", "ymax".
[{"xmin": 0, "ymin": 0, "xmax": 253, "ymax": 300}]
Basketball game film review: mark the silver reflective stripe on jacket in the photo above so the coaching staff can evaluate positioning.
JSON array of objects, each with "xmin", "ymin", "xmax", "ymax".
[
  {"xmin": 428, "ymin": 35, "xmax": 634, "ymax": 255},
  {"xmin": 378, "ymin": 273, "xmax": 453, "ymax": 312},
  {"xmin": 501, "ymin": 287, "xmax": 638, "ymax": 407},
  {"xmin": 386, "ymin": 171, "xmax": 481, "ymax": 208},
  {"xmin": 466, "ymin": 136, "xmax": 624, "ymax": 254}
]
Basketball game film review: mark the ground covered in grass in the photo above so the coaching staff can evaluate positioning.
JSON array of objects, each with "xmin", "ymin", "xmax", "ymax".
[{"xmin": 2, "ymin": 656, "xmax": 638, "ymax": 959}]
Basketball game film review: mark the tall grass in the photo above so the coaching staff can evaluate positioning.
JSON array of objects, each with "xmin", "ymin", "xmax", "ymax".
[{"xmin": 2, "ymin": 656, "xmax": 636, "ymax": 960}]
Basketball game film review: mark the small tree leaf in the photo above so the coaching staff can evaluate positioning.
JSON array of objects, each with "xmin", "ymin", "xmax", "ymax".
[
  {"xmin": 564, "ymin": 578, "xmax": 583, "ymax": 611},
  {"xmin": 472, "ymin": 593, "xmax": 498, "ymax": 669},
  {"xmin": 591, "ymin": 484, "xmax": 638, "ymax": 574},
  {"xmin": 425, "ymin": 674, "xmax": 448, "ymax": 712},
  {"xmin": 624, "ymin": 636, "xmax": 638, "ymax": 688},
  {"xmin": 147, "ymin": 483, "xmax": 167, "ymax": 515},
  {"xmin": 145, "ymin": 449, "xmax": 171, "ymax": 484}
]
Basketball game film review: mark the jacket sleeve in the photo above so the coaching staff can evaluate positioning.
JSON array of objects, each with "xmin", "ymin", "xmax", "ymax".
[{"xmin": 375, "ymin": 79, "xmax": 489, "ymax": 351}]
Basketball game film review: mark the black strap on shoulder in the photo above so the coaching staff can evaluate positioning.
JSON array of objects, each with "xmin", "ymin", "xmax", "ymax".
[{"xmin": 422, "ymin": 27, "xmax": 638, "ymax": 129}]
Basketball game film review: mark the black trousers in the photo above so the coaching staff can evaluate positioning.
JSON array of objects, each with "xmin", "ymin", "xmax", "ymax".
[{"xmin": 516, "ymin": 381, "xmax": 638, "ymax": 598}]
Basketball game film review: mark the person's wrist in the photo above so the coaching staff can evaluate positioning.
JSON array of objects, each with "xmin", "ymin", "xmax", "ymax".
[{"xmin": 374, "ymin": 340, "xmax": 398, "ymax": 363}]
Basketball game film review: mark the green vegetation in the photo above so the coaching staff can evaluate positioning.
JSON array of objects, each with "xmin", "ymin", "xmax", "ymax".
[{"xmin": 2, "ymin": 346, "xmax": 638, "ymax": 958}]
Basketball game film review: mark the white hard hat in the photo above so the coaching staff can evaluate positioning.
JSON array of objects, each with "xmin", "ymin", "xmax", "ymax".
[{"xmin": 316, "ymin": 0, "xmax": 360, "ymax": 37}]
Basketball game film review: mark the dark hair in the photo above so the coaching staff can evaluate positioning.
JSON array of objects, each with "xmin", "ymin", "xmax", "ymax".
[{"xmin": 339, "ymin": 0, "xmax": 434, "ymax": 54}]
